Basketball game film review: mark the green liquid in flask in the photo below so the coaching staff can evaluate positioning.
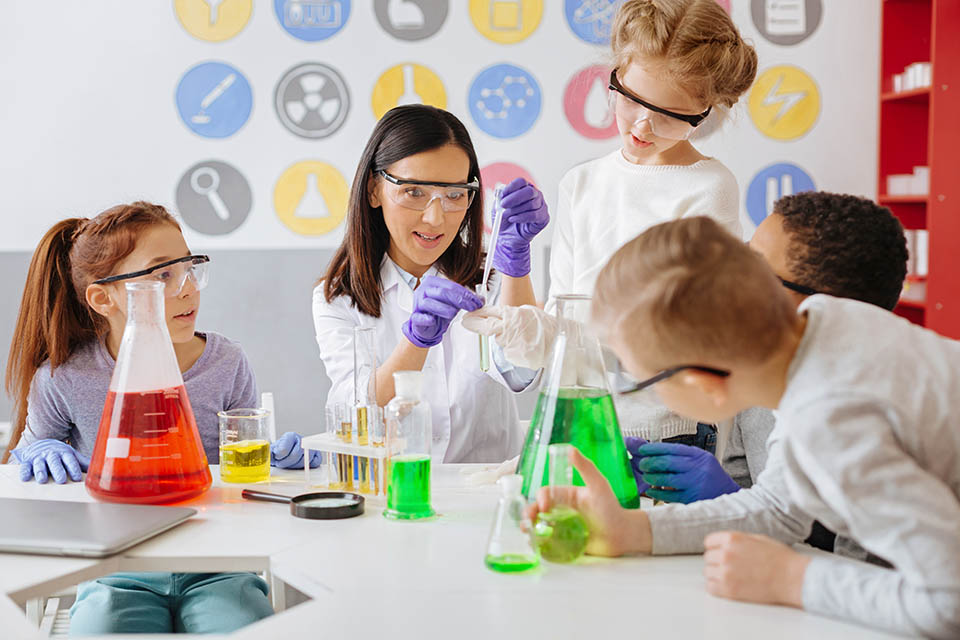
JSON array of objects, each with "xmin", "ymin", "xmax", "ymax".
[
  {"xmin": 384, "ymin": 454, "xmax": 435, "ymax": 520},
  {"xmin": 485, "ymin": 553, "xmax": 539, "ymax": 573},
  {"xmin": 518, "ymin": 388, "xmax": 640, "ymax": 509},
  {"xmin": 534, "ymin": 506, "xmax": 589, "ymax": 563}
]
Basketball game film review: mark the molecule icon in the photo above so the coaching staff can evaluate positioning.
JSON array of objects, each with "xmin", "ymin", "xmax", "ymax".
[
  {"xmin": 469, "ymin": 64, "xmax": 542, "ymax": 138},
  {"xmin": 476, "ymin": 75, "xmax": 536, "ymax": 120}
]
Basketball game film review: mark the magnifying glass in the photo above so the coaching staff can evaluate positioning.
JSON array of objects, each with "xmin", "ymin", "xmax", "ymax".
[{"xmin": 241, "ymin": 489, "xmax": 364, "ymax": 520}]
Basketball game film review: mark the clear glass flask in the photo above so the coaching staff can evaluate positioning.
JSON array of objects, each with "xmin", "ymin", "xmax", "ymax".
[
  {"xmin": 516, "ymin": 295, "xmax": 639, "ymax": 508},
  {"xmin": 533, "ymin": 443, "xmax": 589, "ymax": 563},
  {"xmin": 484, "ymin": 474, "xmax": 539, "ymax": 572},
  {"xmin": 86, "ymin": 282, "xmax": 212, "ymax": 503},
  {"xmin": 384, "ymin": 371, "xmax": 435, "ymax": 520}
]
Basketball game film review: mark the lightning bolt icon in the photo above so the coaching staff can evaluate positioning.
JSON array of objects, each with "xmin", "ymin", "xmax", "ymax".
[{"xmin": 762, "ymin": 75, "xmax": 807, "ymax": 124}]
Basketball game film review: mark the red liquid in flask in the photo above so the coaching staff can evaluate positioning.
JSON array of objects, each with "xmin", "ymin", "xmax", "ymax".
[{"xmin": 86, "ymin": 385, "xmax": 211, "ymax": 504}]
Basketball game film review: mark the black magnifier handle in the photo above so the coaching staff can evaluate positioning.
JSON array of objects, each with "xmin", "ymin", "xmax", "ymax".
[{"xmin": 241, "ymin": 489, "xmax": 294, "ymax": 505}]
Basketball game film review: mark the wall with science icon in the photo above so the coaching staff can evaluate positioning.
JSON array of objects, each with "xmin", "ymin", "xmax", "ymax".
[{"xmin": 0, "ymin": 0, "xmax": 880, "ymax": 431}]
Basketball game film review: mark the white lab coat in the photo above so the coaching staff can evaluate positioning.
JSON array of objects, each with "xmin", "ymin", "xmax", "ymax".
[{"xmin": 312, "ymin": 256, "xmax": 525, "ymax": 463}]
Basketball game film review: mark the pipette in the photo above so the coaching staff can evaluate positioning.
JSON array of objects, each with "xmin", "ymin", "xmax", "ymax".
[{"xmin": 477, "ymin": 184, "xmax": 506, "ymax": 371}]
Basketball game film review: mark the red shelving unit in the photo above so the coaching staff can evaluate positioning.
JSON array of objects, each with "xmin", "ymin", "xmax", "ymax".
[{"xmin": 880, "ymin": 0, "xmax": 960, "ymax": 338}]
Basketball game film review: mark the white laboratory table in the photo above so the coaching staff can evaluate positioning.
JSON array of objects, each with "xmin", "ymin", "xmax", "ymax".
[{"xmin": 0, "ymin": 463, "xmax": 902, "ymax": 640}]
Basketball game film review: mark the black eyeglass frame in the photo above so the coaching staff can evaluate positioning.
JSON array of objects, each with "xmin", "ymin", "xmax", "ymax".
[
  {"xmin": 92, "ymin": 255, "xmax": 210, "ymax": 285},
  {"xmin": 608, "ymin": 69, "xmax": 712, "ymax": 127},
  {"xmin": 617, "ymin": 365, "xmax": 731, "ymax": 395},
  {"xmin": 778, "ymin": 276, "xmax": 820, "ymax": 297},
  {"xmin": 376, "ymin": 170, "xmax": 480, "ymax": 192}
]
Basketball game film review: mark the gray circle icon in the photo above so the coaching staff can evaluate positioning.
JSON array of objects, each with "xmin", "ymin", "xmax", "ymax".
[
  {"xmin": 175, "ymin": 160, "xmax": 252, "ymax": 235},
  {"xmin": 275, "ymin": 62, "xmax": 350, "ymax": 139},
  {"xmin": 374, "ymin": 0, "xmax": 448, "ymax": 41},
  {"xmin": 751, "ymin": 0, "xmax": 822, "ymax": 46}
]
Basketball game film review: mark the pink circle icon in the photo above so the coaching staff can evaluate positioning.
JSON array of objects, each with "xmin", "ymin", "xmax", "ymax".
[
  {"xmin": 481, "ymin": 162, "xmax": 537, "ymax": 233},
  {"xmin": 563, "ymin": 65, "xmax": 618, "ymax": 140},
  {"xmin": 715, "ymin": 0, "xmax": 731, "ymax": 13}
]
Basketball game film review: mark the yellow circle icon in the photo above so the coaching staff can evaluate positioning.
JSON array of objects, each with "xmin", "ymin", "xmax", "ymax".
[
  {"xmin": 371, "ymin": 64, "xmax": 447, "ymax": 120},
  {"xmin": 469, "ymin": 0, "xmax": 543, "ymax": 44},
  {"xmin": 748, "ymin": 65, "xmax": 821, "ymax": 141},
  {"xmin": 274, "ymin": 161, "xmax": 349, "ymax": 236},
  {"xmin": 174, "ymin": 0, "xmax": 252, "ymax": 43}
]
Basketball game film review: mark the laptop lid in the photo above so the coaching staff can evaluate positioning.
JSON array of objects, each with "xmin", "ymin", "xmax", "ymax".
[{"xmin": 0, "ymin": 498, "xmax": 196, "ymax": 558}]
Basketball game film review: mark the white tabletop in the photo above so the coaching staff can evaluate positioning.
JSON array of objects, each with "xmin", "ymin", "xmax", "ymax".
[{"xmin": 0, "ymin": 464, "xmax": 899, "ymax": 639}]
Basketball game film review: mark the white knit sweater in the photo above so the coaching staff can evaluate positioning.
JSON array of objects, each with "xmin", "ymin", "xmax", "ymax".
[{"xmin": 547, "ymin": 149, "xmax": 742, "ymax": 439}]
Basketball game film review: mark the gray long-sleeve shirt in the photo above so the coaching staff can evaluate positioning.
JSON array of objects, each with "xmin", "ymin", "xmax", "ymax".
[{"xmin": 651, "ymin": 296, "xmax": 960, "ymax": 638}]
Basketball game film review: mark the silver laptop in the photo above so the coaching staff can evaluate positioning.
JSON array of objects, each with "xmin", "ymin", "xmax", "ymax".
[{"xmin": 0, "ymin": 498, "xmax": 196, "ymax": 558}]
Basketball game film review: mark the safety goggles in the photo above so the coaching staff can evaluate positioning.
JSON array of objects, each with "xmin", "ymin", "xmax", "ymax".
[
  {"xmin": 616, "ymin": 365, "xmax": 730, "ymax": 395},
  {"xmin": 93, "ymin": 255, "xmax": 210, "ymax": 297},
  {"xmin": 377, "ymin": 170, "xmax": 479, "ymax": 213},
  {"xmin": 608, "ymin": 69, "xmax": 711, "ymax": 141},
  {"xmin": 778, "ymin": 276, "xmax": 819, "ymax": 297}
]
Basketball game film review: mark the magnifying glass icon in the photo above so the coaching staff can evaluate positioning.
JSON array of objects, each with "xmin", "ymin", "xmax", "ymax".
[{"xmin": 191, "ymin": 167, "xmax": 231, "ymax": 221}]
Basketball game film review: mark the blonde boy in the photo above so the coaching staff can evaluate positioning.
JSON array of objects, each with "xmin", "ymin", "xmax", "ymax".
[{"xmin": 535, "ymin": 217, "xmax": 960, "ymax": 639}]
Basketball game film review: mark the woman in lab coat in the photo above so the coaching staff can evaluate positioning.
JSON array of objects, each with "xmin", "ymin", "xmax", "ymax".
[{"xmin": 312, "ymin": 105, "xmax": 548, "ymax": 463}]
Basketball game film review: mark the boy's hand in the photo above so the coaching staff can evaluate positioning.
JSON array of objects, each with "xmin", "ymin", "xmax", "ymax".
[
  {"xmin": 703, "ymin": 531, "xmax": 810, "ymax": 607},
  {"xmin": 529, "ymin": 446, "xmax": 652, "ymax": 557}
]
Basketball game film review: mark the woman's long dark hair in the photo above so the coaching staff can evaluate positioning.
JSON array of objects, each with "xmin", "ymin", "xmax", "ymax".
[{"xmin": 322, "ymin": 105, "xmax": 485, "ymax": 317}]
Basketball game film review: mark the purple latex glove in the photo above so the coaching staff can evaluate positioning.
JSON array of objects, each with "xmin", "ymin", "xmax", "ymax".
[
  {"xmin": 492, "ymin": 177, "xmax": 550, "ymax": 277},
  {"xmin": 11, "ymin": 439, "xmax": 90, "ymax": 484},
  {"xmin": 270, "ymin": 432, "xmax": 322, "ymax": 469},
  {"xmin": 634, "ymin": 442, "xmax": 741, "ymax": 504},
  {"xmin": 402, "ymin": 276, "xmax": 483, "ymax": 348},
  {"xmin": 625, "ymin": 437, "xmax": 652, "ymax": 496}
]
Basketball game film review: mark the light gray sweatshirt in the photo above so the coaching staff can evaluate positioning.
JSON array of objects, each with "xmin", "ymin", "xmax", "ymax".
[{"xmin": 649, "ymin": 296, "xmax": 960, "ymax": 638}]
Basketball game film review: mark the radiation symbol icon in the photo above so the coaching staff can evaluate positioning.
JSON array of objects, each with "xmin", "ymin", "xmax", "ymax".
[
  {"xmin": 748, "ymin": 65, "xmax": 820, "ymax": 141},
  {"xmin": 275, "ymin": 63, "xmax": 350, "ymax": 139},
  {"xmin": 274, "ymin": 161, "xmax": 349, "ymax": 236},
  {"xmin": 371, "ymin": 63, "xmax": 447, "ymax": 120}
]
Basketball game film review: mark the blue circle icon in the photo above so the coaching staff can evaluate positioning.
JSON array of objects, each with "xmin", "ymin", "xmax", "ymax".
[
  {"xmin": 468, "ymin": 64, "xmax": 542, "ymax": 139},
  {"xmin": 564, "ymin": 0, "xmax": 625, "ymax": 45},
  {"xmin": 746, "ymin": 163, "xmax": 815, "ymax": 226},
  {"xmin": 274, "ymin": 0, "xmax": 350, "ymax": 41},
  {"xmin": 176, "ymin": 62, "xmax": 252, "ymax": 139}
]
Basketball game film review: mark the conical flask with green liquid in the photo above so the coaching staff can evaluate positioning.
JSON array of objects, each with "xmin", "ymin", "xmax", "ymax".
[{"xmin": 516, "ymin": 295, "xmax": 639, "ymax": 508}]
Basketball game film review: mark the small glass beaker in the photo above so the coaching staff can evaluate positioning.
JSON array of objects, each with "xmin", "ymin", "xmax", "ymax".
[
  {"xmin": 219, "ymin": 408, "xmax": 271, "ymax": 483},
  {"xmin": 533, "ymin": 443, "xmax": 589, "ymax": 563},
  {"xmin": 484, "ymin": 474, "xmax": 539, "ymax": 572}
]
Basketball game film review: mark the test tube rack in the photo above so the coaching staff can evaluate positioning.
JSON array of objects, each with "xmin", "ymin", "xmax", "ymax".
[{"xmin": 301, "ymin": 432, "xmax": 389, "ymax": 498}]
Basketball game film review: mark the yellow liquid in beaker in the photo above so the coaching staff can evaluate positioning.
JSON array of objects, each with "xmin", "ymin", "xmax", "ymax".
[{"xmin": 220, "ymin": 439, "xmax": 270, "ymax": 483}]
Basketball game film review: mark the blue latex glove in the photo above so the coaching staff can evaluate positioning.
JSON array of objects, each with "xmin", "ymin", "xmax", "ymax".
[
  {"xmin": 11, "ymin": 439, "xmax": 90, "ymax": 484},
  {"xmin": 402, "ymin": 275, "xmax": 483, "ymax": 348},
  {"xmin": 634, "ymin": 442, "xmax": 742, "ymax": 504},
  {"xmin": 492, "ymin": 177, "xmax": 550, "ymax": 277},
  {"xmin": 270, "ymin": 432, "xmax": 322, "ymax": 469},
  {"xmin": 625, "ymin": 437, "xmax": 652, "ymax": 496}
]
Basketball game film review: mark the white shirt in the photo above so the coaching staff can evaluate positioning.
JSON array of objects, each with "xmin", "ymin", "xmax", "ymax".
[
  {"xmin": 312, "ymin": 257, "xmax": 526, "ymax": 464},
  {"xmin": 549, "ymin": 150, "xmax": 741, "ymax": 439}
]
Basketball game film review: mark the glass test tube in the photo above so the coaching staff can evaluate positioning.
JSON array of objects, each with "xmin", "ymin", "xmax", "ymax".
[
  {"xmin": 476, "ymin": 283, "xmax": 490, "ymax": 372},
  {"xmin": 354, "ymin": 327, "xmax": 378, "ymax": 494}
]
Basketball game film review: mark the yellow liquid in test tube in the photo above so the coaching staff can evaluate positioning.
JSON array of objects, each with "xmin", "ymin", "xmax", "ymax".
[{"xmin": 220, "ymin": 439, "xmax": 270, "ymax": 483}]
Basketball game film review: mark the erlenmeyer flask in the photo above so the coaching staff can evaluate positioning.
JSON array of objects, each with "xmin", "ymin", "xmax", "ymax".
[
  {"xmin": 86, "ymin": 282, "xmax": 212, "ymax": 504},
  {"xmin": 484, "ymin": 474, "xmax": 539, "ymax": 573},
  {"xmin": 516, "ymin": 295, "xmax": 639, "ymax": 508}
]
